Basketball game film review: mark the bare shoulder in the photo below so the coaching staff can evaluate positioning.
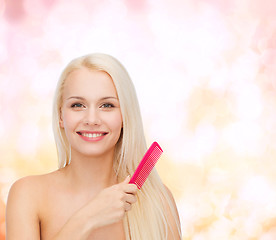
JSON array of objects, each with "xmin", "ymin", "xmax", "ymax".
[
  {"xmin": 162, "ymin": 184, "xmax": 182, "ymax": 240},
  {"xmin": 7, "ymin": 175, "xmax": 44, "ymax": 210},
  {"xmin": 7, "ymin": 170, "xmax": 63, "ymax": 212},
  {"xmin": 163, "ymin": 184, "xmax": 179, "ymax": 212},
  {"xmin": 9, "ymin": 174, "xmax": 44, "ymax": 195},
  {"xmin": 163, "ymin": 185, "xmax": 175, "ymax": 200},
  {"xmin": 7, "ymin": 171, "xmax": 60, "ymax": 201},
  {"xmin": 6, "ymin": 171, "xmax": 60, "ymax": 240}
]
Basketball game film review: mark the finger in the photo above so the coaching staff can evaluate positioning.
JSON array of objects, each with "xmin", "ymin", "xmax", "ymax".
[
  {"xmin": 125, "ymin": 194, "xmax": 137, "ymax": 204},
  {"xmin": 123, "ymin": 184, "xmax": 138, "ymax": 194},
  {"xmin": 122, "ymin": 175, "xmax": 131, "ymax": 184},
  {"xmin": 124, "ymin": 202, "xmax": 132, "ymax": 212}
]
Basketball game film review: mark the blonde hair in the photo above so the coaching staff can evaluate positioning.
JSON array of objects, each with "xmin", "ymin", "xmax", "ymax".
[{"xmin": 52, "ymin": 53, "xmax": 182, "ymax": 239}]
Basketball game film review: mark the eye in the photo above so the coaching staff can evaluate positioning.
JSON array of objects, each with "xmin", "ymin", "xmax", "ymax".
[
  {"xmin": 100, "ymin": 103, "xmax": 114, "ymax": 108},
  {"xmin": 71, "ymin": 103, "xmax": 85, "ymax": 108}
]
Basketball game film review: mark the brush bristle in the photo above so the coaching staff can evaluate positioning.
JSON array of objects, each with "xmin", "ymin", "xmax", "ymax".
[{"xmin": 130, "ymin": 142, "xmax": 163, "ymax": 189}]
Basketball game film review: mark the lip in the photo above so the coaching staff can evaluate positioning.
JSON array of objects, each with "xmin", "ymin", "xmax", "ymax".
[{"xmin": 76, "ymin": 131, "xmax": 108, "ymax": 142}]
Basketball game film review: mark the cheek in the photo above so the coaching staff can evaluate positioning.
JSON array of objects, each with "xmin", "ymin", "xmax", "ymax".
[
  {"xmin": 61, "ymin": 110, "xmax": 77, "ymax": 130},
  {"xmin": 108, "ymin": 112, "xmax": 123, "ymax": 131}
]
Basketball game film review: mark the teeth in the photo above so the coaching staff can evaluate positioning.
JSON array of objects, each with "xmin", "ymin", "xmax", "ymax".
[{"xmin": 82, "ymin": 133, "xmax": 104, "ymax": 138}]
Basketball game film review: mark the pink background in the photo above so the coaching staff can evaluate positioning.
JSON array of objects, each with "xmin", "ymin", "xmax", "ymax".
[{"xmin": 1, "ymin": 0, "xmax": 276, "ymax": 239}]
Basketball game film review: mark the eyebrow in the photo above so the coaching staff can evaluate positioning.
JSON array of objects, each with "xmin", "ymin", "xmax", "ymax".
[{"xmin": 67, "ymin": 96, "xmax": 118, "ymax": 101}]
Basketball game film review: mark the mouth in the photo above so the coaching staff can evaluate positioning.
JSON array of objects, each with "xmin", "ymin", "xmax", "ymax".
[{"xmin": 77, "ymin": 131, "xmax": 108, "ymax": 141}]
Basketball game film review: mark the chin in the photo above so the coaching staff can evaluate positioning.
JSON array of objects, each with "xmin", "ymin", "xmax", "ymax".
[{"xmin": 80, "ymin": 146, "xmax": 115, "ymax": 158}]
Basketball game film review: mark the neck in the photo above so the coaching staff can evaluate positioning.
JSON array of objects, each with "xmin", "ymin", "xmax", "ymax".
[{"xmin": 63, "ymin": 149, "xmax": 117, "ymax": 194}]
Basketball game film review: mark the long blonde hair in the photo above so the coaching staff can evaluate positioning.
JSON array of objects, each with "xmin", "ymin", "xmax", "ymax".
[{"xmin": 52, "ymin": 53, "xmax": 181, "ymax": 239}]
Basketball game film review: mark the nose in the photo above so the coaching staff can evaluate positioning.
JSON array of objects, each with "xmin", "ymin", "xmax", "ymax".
[{"xmin": 83, "ymin": 108, "xmax": 101, "ymax": 126}]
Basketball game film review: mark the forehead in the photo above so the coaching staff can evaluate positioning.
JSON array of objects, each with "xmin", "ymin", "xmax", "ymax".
[{"xmin": 62, "ymin": 68, "xmax": 118, "ymax": 99}]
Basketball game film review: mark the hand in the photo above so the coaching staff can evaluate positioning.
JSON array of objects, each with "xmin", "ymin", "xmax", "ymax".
[{"xmin": 85, "ymin": 176, "xmax": 138, "ymax": 229}]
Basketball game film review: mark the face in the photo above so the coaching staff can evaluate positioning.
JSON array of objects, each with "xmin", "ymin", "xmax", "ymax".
[{"xmin": 60, "ymin": 67, "xmax": 123, "ymax": 159}]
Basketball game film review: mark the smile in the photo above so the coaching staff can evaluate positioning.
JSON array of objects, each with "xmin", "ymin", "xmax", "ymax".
[
  {"xmin": 77, "ymin": 131, "xmax": 108, "ymax": 141},
  {"xmin": 81, "ymin": 133, "xmax": 105, "ymax": 138}
]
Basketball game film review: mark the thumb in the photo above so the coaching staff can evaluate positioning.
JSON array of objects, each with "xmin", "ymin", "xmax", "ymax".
[{"xmin": 123, "ymin": 175, "xmax": 131, "ymax": 184}]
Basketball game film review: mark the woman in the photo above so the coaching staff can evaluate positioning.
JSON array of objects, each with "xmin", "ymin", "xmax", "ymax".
[{"xmin": 6, "ymin": 53, "xmax": 182, "ymax": 239}]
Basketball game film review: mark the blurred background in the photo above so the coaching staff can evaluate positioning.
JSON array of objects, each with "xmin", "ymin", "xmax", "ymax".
[{"xmin": 1, "ymin": 0, "xmax": 276, "ymax": 239}]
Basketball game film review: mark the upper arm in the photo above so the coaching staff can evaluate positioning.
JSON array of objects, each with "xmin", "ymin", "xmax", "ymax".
[
  {"xmin": 6, "ymin": 176, "xmax": 41, "ymax": 240},
  {"xmin": 163, "ymin": 185, "xmax": 182, "ymax": 240}
]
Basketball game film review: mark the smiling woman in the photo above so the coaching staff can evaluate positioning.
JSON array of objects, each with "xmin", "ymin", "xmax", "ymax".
[{"xmin": 5, "ymin": 53, "xmax": 182, "ymax": 240}]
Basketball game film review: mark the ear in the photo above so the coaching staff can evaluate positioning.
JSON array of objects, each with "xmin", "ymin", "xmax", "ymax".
[
  {"xmin": 59, "ymin": 119, "xmax": 64, "ymax": 128},
  {"xmin": 59, "ymin": 109, "xmax": 64, "ymax": 128}
]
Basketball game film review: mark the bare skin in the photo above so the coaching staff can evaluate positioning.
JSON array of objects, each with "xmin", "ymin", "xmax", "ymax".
[{"xmin": 6, "ymin": 168, "xmax": 137, "ymax": 240}]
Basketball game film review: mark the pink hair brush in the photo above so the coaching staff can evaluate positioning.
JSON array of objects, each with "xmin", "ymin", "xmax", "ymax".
[{"xmin": 129, "ymin": 142, "xmax": 163, "ymax": 189}]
